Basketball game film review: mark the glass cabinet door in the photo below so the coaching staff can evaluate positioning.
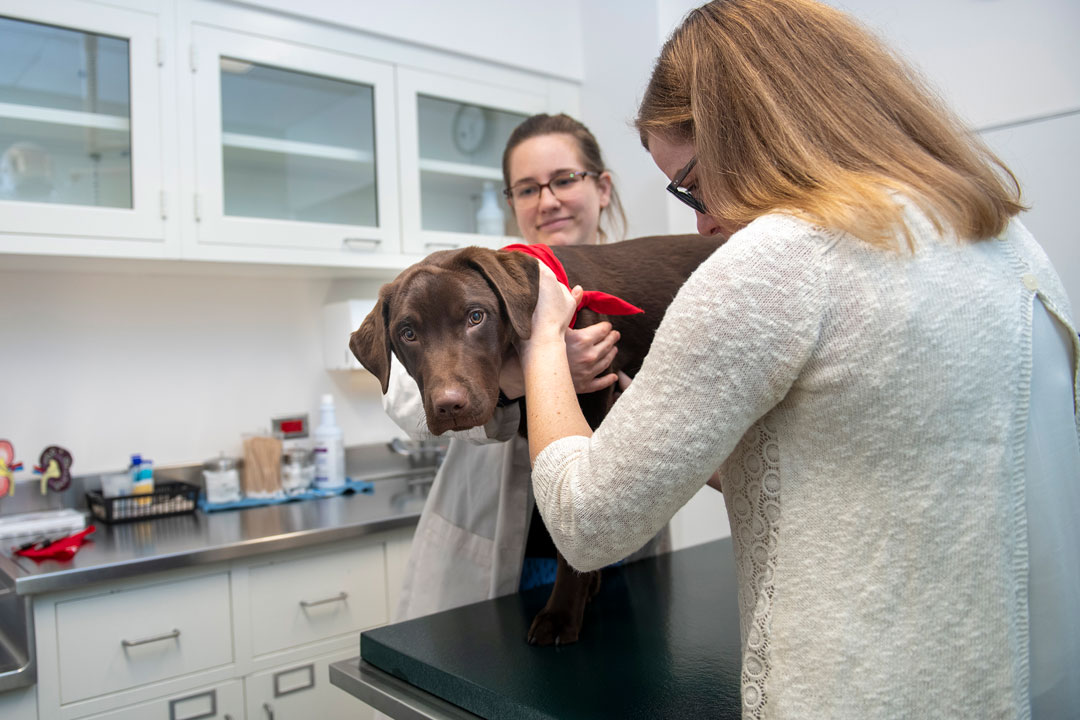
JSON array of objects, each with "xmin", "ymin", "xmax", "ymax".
[
  {"xmin": 191, "ymin": 26, "xmax": 397, "ymax": 255},
  {"xmin": 398, "ymin": 69, "xmax": 549, "ymax": 254},
  {"xmin": 0, "ymin": 1, "xmax": 164, "ymax": 243}
]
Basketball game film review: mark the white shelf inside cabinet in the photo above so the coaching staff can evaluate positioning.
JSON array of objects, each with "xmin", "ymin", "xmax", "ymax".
[
  {"xmin": 418, "ymin": 158, "xmax": 502, "ymax": 181},
  {"xmin": 222, "ymin": 132, "xmax": 374, "ymax": 163},
  {"xmin": 0, "ymin": 102, "xmax": 130, "ymax": 131}
]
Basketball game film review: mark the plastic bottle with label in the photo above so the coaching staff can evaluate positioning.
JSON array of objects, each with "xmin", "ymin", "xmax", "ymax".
[
  {"xmin": 130, "ymin": 454, "xmax": 154, "ymax": 505},
  {"xmin": 312, "ymin": 394, "xmax": 346, "ymax": 489},
  {"xmin": 476, "ymin": 181, "xmax": 506, "ymax": 236}
]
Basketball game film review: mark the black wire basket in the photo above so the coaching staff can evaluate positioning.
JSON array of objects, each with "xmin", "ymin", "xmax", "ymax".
[{"xmin": 86, "ymin": 481, "xmax": 200, "ymax": 524}]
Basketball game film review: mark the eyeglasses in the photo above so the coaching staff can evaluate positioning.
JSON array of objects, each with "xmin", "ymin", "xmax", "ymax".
[
  {"xmin": 666, "ymin": 156, "xmax": 707, "ymax": 214},
  {"xmin": 503, "ymin": 171, "xmax": 595, "ymax": 207}
]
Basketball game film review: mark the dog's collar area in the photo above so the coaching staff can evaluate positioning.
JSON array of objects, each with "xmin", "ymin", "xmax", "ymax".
[{"xmin": 500, "ymin": 243, "xmax": 644, "ymax": 328}]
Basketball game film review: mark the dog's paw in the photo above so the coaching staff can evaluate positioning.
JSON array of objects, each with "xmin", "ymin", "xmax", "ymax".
[{"xmin": 527, "ymin": 609, "xmax": 582, "ymax": 646}]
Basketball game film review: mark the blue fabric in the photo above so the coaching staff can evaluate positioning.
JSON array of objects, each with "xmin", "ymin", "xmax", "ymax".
[
  {"xmin": 518, "ymin": 556, "xmax": 626, "ymax": 591},
  {"xmin": 519, "ymin": 557, "xmax": 559, "ymax": 591},
  {"xmin": 198, "ymin": 478, "xmax": 374, "ymax": 512}
]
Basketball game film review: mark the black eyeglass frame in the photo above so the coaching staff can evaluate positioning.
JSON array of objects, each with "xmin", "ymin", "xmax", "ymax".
[
  {"xmin": 502, "ymin": 170, "xmax": 595, "ymax": 205},
  {"xmin": 666, "ymin": 156, "xmax": 707, "ymax": 214}
]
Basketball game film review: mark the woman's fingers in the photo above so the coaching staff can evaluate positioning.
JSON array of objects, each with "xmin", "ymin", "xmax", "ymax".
[{"xmin": 530, "ymin": 262, "xmax": 579, "ymax": 340}]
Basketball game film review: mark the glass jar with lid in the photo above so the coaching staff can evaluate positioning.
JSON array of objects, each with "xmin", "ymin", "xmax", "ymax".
[
  {"xmin": 281, "ymin": 446, "xmax": 315, "ymax": 494},
  {"xmin": 203, "ymin": 453, "xmax": 242, "ymax": 504}
]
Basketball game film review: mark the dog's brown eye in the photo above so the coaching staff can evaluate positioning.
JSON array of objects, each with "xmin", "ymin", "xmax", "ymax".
[
  {"xmin": 400, "ymin": 327, "xmax": 417, "ymax": 342},
  {"xmin": 468, "ymin": 310, "xmax": 485, "ymax": 326}
]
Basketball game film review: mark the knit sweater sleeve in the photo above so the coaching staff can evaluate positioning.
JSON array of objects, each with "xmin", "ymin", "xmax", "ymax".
[{"xmin": 531, "ymin": 216, "xmax": 832, "ymax": 571}]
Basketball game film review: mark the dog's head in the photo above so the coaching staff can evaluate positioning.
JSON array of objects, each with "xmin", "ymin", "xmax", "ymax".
[{"xmin": 350, "ymin": 247, "xmax": 539, "ymax": 435}]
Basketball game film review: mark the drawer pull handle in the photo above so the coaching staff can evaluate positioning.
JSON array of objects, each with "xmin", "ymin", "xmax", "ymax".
[
  {"xmin": 263, "ymin": 702, "xmax": 274, "ymax": 719},
  {"xmin": 273, "ymin": 663, "xmax": 315, "ymax": 697},
  {"xmin": 299, "ymin": 591, "xmax": 348, "ymax": 608},
  {"xmin": 342, "ymin": 237, "xmax": 381, "ymax": 251},
  {"xmin": 424, "ymin": 241, "xmax": 460, "ymax": 250},
  {"xmin": 122, "ymin": 628, "xmax": 180, "ymax": 648},
  {"xmin": 168, "ymin": 688, "xmax": 216, "ymax": 720}
]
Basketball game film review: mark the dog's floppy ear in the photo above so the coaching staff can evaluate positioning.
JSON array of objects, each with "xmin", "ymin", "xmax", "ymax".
[
  {"xmin": 464, "ymin": 248, "xmax": 539, "ymax": 340},
  {"xmin": 349, "ymin": 284, "xmax": 394, "ymax": 393}
]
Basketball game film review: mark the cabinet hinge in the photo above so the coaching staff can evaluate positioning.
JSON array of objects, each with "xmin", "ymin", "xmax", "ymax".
[
  {"xmin": 160, "ymin": 190, "xmax": 168, "ymax": 220},
  {"xmin": 189, "ymin": 44, "xmax": 198, "ymax": 73},
  {"xmin": 194, "ymin": 194, "xmax": 201, "ymax": 222},
  {"xmin": 156, "ymin": 37, "xmax": 164, "ymax": 67}
]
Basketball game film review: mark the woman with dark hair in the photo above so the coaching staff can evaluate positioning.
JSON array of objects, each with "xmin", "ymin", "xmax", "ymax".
[
  {"xmin": 383, "ymin": 113, "xmax": 663, "ymax": 624},
  {"xmin": 520, "ymin": 2, "xmax": 1078, "ymax": 717}
]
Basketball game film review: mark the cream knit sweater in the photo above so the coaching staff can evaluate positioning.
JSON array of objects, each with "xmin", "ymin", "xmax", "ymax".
[{"xmin": 531, "ymin": 208, "xmax": 1078, "ymax": 719}]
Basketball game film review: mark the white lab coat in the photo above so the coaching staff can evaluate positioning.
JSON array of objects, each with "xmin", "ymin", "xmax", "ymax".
[{"xmin": 383, "ymin": 356, "xmax": 668, "ymax": 622}]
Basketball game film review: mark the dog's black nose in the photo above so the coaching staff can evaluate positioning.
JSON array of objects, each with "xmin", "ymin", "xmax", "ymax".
[{"xmin": 433, "ymin": 388, "xmax": 469, "ymax": 417}]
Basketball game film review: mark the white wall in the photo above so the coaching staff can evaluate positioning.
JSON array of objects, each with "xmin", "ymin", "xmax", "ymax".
[
  {"xmin": 580, "ymin": 1, "xmax": 669, "ymax": 240},
  {"xmin": 828, "ymin": 0, "xmax": 1080, "ymax": 307},
  {"xmin": 0, "ymin": 265, "xmax": 399, "ymax": 477}
]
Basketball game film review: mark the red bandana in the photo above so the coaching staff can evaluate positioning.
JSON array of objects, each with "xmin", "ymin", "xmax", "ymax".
[{"xmin": 501, "ymin": 243, "xmax": 644, "ymax": 328}]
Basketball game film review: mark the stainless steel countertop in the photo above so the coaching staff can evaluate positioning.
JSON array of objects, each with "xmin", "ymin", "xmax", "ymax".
[{"xmin": 0, "ymin": 474, "xmax": 425, "ymax": 597}]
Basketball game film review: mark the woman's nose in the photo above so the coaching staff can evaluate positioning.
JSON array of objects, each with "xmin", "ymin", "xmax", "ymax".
[
  {"xmin": 538, "ymin": 185, "xmax": 561, "ymax": 210},
  {"xmin": 696, "ymin": 211, "xmax": 724, "ymax": 237}
]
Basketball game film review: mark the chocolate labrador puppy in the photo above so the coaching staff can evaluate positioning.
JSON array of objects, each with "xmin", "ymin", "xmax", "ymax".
[{"xmin": 351, "ymin": 234, "xmax": 724, "ymax": 645}]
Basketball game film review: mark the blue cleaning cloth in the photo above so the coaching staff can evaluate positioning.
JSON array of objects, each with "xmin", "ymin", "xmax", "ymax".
[{"xmin": 198, "ymin": 478, "xmax": 374, "ymax": 512}]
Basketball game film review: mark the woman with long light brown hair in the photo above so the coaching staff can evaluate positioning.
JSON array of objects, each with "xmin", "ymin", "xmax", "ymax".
[{"xmin": 519, "ymin": 1, "xmax": 1079, "ymax": 717}]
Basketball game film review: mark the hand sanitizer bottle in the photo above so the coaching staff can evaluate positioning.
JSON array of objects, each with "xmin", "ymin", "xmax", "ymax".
[
  {"xmin": 313, "ymin": 394, "xmax": 346, "ymax": 489},
  {"xmin": 476, "ymin": 181, "xmax": 505, "ymax": 236}
]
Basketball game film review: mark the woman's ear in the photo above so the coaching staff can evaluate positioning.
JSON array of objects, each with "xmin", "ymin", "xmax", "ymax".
[{"xmin": 596, "ymin": 170, "xmax": 613, "ymax": 209}]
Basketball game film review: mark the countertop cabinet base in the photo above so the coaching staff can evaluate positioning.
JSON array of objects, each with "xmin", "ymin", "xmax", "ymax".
[{"xmin": 27, "ymin": 526, "xmax": 412, "ymax": 720}]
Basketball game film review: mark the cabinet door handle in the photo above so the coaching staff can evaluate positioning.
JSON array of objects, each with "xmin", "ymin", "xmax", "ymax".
[
  {"xmin": 263, "ymin": 702, "xmax": 274, "ymax": 720},
  {"xmin": 299, "ymin": 591, "xmax": 348, "ymax": 608},
  {"xmin": 424, "ymin": 241, "xmax": 461, "ymax": 250},
  {"xmin": 342, "ymin": 237, "xmax": 382, "ymax": 251},
  {"xmin": 122, "ymin": 628, "xmax": 180, "ymax": 648}
]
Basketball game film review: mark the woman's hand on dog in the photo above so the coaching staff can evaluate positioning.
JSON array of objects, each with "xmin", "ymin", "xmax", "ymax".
[
  {"xmin": 529, "ymin": 261, "xmax": 580, "ymax": 342},
  {"xmin": 566, "ymin": 322, "xmax": 619, "ymax": 394},
  {"xmin": 501, "ymin": 321, "xmax": 620, "ymax": 399},
  {"xmin": 519, "ymin": 262, "xmax": 622, "ymax": 395}
]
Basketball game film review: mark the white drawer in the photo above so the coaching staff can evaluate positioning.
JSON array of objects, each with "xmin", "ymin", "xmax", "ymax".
[
  {"xmin": 244, "ymin": 649, "xmax": 373, "ymax": 720},
  {"xmin": 247, "ymin": 543, "xmax": 387, "ymax": 656},
  {"xmin": 79, "ymin": 679, "xmax": 243, "ymax": 720},
  {"xmin": 55, "ymin": 572, "xmax": 233, "ymax": 704}
]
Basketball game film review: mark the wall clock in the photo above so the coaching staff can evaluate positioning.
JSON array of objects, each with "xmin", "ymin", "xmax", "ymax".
[{"xmin": 453, "ymin": 104, "xmax": 487, "ymax": 154}]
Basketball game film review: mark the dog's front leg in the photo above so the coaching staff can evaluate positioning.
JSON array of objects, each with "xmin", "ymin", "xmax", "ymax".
[{"xmin": 526, "ymin": 553, "xmax": 602, "ymax": 646}]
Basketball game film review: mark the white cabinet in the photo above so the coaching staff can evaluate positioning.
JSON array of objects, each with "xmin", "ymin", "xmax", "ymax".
[
  {"xmin": 186, "ymin": 25, "xmax": 399, "ymax": 258},
  {"xmin": 0, "ymin": 0, "xmax": 581, "ymax": 270},
  {"xmin": 245, "ymin": 648, "xmax": 368, "ymax": 720},
  {"xmin": 246, "ymin": 543, "xmax": 387, "ymax": 657},
  {"xmin": 55, "ymin": 572, "xmax": 232, "ymax": 704},
  {"xmin": 30, "ymin": 526, "xmax": 415, "ymax": 720},
  {"xmin": 0, "ymin": 0, "xmax": 174, "ymax": 257},
  {"xmin": 397, "ymin": 68, "xmax": 546, "ymax": 254}
]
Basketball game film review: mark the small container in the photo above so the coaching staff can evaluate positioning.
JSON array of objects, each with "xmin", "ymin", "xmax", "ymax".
[
  {"xmin": 476, "ymin": 181, "xmax": 505, "ymax": 236},
  {"xmin": 281, "ymin": 446, "xmax": 315, "ymax": 493},
  {"xmin": 202, "ymin": 453, "xmax": 242, "ymax": 504},
  {"xmin": 100, "ymin": 471, "xmax": 133, "ymax": 499},
  {"xmin": 130, "ymin": 454, "xmax": 154, "ymax": 506}
]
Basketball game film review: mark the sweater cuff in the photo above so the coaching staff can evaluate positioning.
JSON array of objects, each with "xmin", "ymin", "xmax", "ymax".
[{"xmin": 531, "ymin": 435, "xmax": 593, "ymax": 513}]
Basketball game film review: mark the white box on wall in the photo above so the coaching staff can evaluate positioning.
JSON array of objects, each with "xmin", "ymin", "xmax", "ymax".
[{"xmin": 323, "ymin": 300, "xmax": 377, "ymax": 371}]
